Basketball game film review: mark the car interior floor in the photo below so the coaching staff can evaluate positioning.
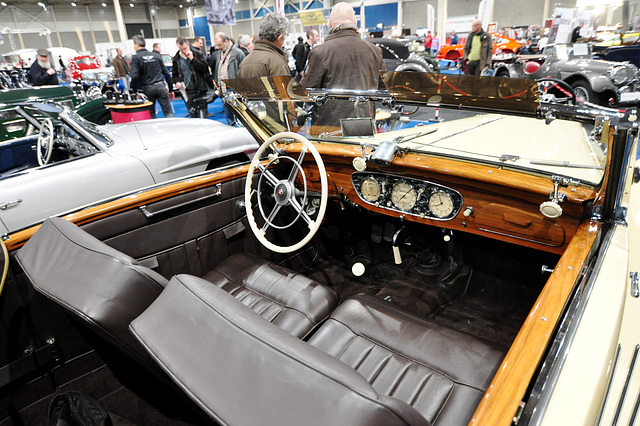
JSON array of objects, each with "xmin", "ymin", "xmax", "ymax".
[{"xmin": 295, "ymin": 203, "xmax": 560, "ymax": 349}]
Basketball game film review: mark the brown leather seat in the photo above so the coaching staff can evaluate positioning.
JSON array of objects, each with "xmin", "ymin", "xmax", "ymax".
[
  {"xmin": 16, "ymin": 217, "xmax": 168, "ymax": 364},
  {"xmin": 16, "ymin": 218, "xmax": 339, "ymax": 364},
  {"xmin": 203, "ymin": 253, "xmax": 339, "ymax": 338},
  {"xmin": 130, "ymin": 274, "xmax": 505, "ymax": 426},
  {"xmin": 308, "ymin": 294, "xmax": 506, "ymax": 425},
  {"xmin": 131, "ymin": 274, "xmax": 430, "ymax": 426}
]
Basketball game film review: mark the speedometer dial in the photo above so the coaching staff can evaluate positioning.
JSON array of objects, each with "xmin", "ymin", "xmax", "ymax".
[
  {"xmin": 391, "ymin": 182, "xmax": 417, "ymax": 211},
  {"xmin": 428, "ymin": 191, "xmax": 455, "ymax": 218},
  {"xmin": 360, "ymin": 177, "xmax": 381, "ymax": 202}
]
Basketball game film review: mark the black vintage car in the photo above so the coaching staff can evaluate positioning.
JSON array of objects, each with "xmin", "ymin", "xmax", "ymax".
[
  {"xmin": 493, "ymin": 44, "xmax": 640, "ymax": 106},
  {"xmin": 368, "ymin": 38, "xmax": 439, "ymax": 73}
]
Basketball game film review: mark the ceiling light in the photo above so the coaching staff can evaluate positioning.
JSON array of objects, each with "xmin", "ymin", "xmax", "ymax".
[
  {"xmin": 102, "ymin": 2, "xmax": 107, "ymax": 6},
  {"xmin": 1, "ymin": 2, "xmax": 7, "ymax": 5},
  {"xmin": 71, "ymin": 2, "xmax": 76, "ymax": 5},
  {"xmin": 179, "ymin": 4, "xmax": 183, "ymax": 7},
  {"xmin": 129, "ymin": 2, "xmax": 134, "ymax": 6}
]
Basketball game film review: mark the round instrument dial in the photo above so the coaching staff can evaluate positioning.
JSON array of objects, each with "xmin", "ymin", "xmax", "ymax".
[
  {"xmin": 428, "ymin": 191, "xmax": 455, "ymax": 218},
  {"xmin": 360, "ymin": 177, "xmax": 381, "ymax": 202},
  {"xmin": 391, "ymin": 182, "xmax": 417, "ymax": 211}
]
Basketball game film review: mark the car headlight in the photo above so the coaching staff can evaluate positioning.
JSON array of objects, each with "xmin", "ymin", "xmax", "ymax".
[{"xmin": 609, "ymin": 65, "xmax": 637, "ymax": 86}]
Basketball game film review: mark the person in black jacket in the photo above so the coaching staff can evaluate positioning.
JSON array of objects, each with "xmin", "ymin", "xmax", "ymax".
[
  {"xmin": 173, "ymin": 37, "xmax": 210, "ymax": 117},
  {"xmin": 30, "ymin": 49, "xmax": 59, "ymax": 86},
  {"xmin": 293, "ymin": 29, "xmax": 319, "ymax": 81},
  {"xmin": 130, "ymin": 35, "xmax": 174, "ymax": 118}
]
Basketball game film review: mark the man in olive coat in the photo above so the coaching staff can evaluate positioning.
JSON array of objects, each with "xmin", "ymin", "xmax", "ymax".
[
  {"xmin": 462, "ymin": 19, "xmax": 493, "ymax": 76},
  {"xmin": 238, "ymin": 13, "xmax": 290, "ymax": 79}
]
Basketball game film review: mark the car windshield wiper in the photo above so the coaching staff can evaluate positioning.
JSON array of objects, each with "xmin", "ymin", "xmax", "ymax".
[{"xmin": 529, "ymin": 159, "xmax": 604, "ymax": 170}]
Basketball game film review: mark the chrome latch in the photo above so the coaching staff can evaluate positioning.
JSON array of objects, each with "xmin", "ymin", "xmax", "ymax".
[
  {"xmin": 630, "ymin": 272, "xmax": 639, "ymax": 298},
  {"xmin": 0, "ymin": 199, "xmax": 22, "ymax": 210}
]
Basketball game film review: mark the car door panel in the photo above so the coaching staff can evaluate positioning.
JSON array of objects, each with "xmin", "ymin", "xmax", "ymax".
[{"xmin": 0, "ymin": 153, "xmax": 154, "ymax": 233}]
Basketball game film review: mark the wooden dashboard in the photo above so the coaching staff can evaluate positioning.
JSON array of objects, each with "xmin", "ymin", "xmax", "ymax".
[{"xmin": 282, "ymin": 142, "xmax": 598, "ymax": 255}]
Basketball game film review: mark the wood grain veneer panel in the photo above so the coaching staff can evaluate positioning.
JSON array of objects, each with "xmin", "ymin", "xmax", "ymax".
[{"xmin": 470, "ymin": 220, "xmax": 601, "ymax": 425}]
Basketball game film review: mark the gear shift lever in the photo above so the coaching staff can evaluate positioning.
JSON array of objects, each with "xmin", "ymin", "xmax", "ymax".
[{"xmin": 392, "ymin": 226, "xmax": 406, "ymax": 264}]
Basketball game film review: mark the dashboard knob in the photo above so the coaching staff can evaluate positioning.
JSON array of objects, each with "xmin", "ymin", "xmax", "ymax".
[
  {"xmin": 463, "ymin": 206, "xmax": 474, "ymax": 217},
  {"xmin": 443, "ymin": 234, "xmax": 451, "ymax": 242},
  {"xmin": 540, "ymin": 201, "xmax": 563, "ymax": 218},
  {"xmin": 352, "ymin": 157, "xmax": 367, "ymax": 172}
]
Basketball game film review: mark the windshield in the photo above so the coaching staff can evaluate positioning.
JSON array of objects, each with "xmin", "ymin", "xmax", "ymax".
[{"xmin": 225, "ymin": 74, "xmax": 608, "ymax": 186}]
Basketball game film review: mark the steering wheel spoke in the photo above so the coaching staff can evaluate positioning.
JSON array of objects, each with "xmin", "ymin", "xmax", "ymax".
[
  {"xmin": 257, "ymin": 163, "xmax": 280, "ymax": 187},
  {"xmin": 245, "ymin": 132, "xmax": 328, "ymax": 254},
  {"xmin": 37, "ymin": 118, "xmax": 54, "ymax": 166}
]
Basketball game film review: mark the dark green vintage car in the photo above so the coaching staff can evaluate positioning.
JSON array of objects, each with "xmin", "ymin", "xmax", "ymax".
[{"xmin": 0, "ymin": 85, "xmax": 110, "ymax": 133}]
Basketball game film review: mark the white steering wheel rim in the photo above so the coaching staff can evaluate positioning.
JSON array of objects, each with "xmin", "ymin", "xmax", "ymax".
[
  {"xmin": 37, "ymin": 118, "xmax": 54, "ymax": 166},
  {"xmin": 245, "ymin": 131, "xmax": 328, "ymax": 254}
]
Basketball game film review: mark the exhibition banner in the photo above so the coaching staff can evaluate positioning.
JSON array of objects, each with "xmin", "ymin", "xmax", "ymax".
[
  {"xmin": 548, "ymin": 7, "xmax": 575, "ymax": 44},
  {"xmin": 205, "ymin": 0, "xmax": 236, "ymax": 25}
]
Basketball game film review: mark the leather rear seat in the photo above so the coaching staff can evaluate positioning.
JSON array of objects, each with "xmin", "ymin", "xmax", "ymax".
[
  {"xmin": 130, "ymin": 274, "xmax": 506, "ymax": 426},
  {"xmin": 17, "ymin": 218, "xmax": 338, "ymax": 363},
  {"xmin": 308, "ymin": 294, "xmax": 506, "ymax": 425}
]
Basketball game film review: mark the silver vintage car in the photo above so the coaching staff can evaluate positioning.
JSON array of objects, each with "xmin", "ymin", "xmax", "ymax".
[{"xmin": 0, "ymin": 101, "xmax": 257, "ymax": 234}]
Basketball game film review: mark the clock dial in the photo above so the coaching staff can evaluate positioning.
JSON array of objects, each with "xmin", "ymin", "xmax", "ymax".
[{"xmin": 428, "ymin": 191, "xmax": 455, "ymax": 218}]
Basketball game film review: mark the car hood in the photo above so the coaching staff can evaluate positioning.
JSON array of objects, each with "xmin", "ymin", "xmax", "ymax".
[{"xmin": 105, "ymin": 118, "xmax": 246, "ymax": 149}]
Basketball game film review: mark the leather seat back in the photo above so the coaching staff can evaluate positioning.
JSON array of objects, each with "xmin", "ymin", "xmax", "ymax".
[
  {"xmin": 130, "ymin": 274, "xmax": 430, "ymax": 426},
  {"xmin": 16, "ymin": 217, "xmax": 168, "ymax": 363}
]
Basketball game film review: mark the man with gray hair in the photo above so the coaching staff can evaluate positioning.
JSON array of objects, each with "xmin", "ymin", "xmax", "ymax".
[
  {"xmin": 237, "ymin": 35, "xmax": 251, "ymax": 56},
  {"xmin": 238, "ymin": 12, "xmax": 290, "ymax": 78}
]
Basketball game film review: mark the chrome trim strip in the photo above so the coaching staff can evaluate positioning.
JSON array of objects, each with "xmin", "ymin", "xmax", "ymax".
[
  {"xmin": 524, "ymin": 224, "xmax": 612, "ymax": 425},
  {"xmin": 629, "ymin": 373, "xmax": 640, "ymax": 425},
  {"xmin": 596, "ymin": 344, "xmax": 622, "ymax": 426},
  {"xmin": 612, "ymin": 344, "xmax": 639, "ymax": 425}
]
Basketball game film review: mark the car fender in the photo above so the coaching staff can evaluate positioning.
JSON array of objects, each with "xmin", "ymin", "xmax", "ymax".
[
  {"xmin": 396, "ymin": 61, "xmax": 430, "ymax": 73},
  {"xmin": 562, "ymin": 71, "xmax": 617, "ymax": 94},
  {"xmin": 493, "ymin": 62, "xmax": 521, "ymax": 78},
  {"xmin": 0, "ymin": 154, "xmax": 154, "ymax": 233},
  {"xmin": 73, "ymin": 98, "xmax": 110, "ymax": 124}
]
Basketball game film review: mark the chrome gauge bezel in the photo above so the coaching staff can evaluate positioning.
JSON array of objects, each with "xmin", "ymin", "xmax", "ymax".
[
  {"xmin": 360, "ymin": 177, "xmax": 382, "ymax": 202},
  {"xmin": 351, "ymin": 172, "xmax": 463, "ymax": 221}
]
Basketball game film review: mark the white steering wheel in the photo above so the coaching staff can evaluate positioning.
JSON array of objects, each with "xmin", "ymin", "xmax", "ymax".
[
  {"xmin": 245, "ymin": 132, "xmax": 328, "ymax": 253},
  {"xmin": 37, "ymin": 118, "xmax": 54, "ymax": 166}
]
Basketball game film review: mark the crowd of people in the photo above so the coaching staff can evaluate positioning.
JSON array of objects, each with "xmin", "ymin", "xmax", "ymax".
[{"xmin": 26, "ymin": 7, "xmax": 560, "ymax": 122}]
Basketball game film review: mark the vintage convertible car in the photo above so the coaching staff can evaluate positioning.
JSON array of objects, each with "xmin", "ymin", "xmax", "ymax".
[
  {"xmin": 493, "ymin": 44, "xmax": 640, "ymax": 106},
  {"xmin": 0, "ymin": 85, "xmax": 111, "ymax": 125},
  {"xmin": 0, "ymin": 73, "xmax": 639, "ymax": 426},
  {"xmin": 0, "ymin": 100, "xmax": 257, "ymax": 234}
]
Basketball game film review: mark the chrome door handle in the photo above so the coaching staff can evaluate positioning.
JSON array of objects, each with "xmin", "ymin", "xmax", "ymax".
[{"xmin": 0, "ymin": 199, "xmax": 23, "ymax": 210}]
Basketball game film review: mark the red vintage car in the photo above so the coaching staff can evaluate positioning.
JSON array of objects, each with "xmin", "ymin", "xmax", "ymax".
[
  {"xmin": 437, "ymin": 33, "xmax": 520, "ymax": 61},
  {"xmin": 66, "ymin": 54, "xmax": 102, "ymax": 81}
]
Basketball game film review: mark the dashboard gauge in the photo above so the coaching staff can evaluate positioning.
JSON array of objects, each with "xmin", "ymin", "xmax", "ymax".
[
  {"xmin": 391, "ymin": 182, "xmax": 417, "ymax": 211},
  {"xmin": 360, "ymin": 177, "xmax": 381, "ymax": 202},
  {"xmin": 428, "ymin": 191, "xmax": 455, "ymax": 218}
]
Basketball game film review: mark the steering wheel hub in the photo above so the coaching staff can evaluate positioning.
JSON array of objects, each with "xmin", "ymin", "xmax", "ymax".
[{"xmin": 274, "ymin": 182, "xmax": 292, "ymax": 204}]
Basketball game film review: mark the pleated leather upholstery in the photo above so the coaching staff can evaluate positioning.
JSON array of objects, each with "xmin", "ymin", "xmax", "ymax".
[
  {"xmin": 130, "ymin": 274, "xmax": 430, "ymax": 426},
  {"xmin": 308, "ymin": 294, "xmax": 506, "ymax": 426},
  {"xmin": 202, "ymin": 253, "xmax": 339, "ymax": 338}
]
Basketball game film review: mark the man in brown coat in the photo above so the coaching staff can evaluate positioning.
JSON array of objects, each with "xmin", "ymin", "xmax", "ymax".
[
  {"xmin": 112, "ymin": 48, "xmax": 130, "ymax": 93},
  {"xmin": 301, "ymin": 2, "xmax": 385, "ymax": 126},
  {"xmin": 238, "ymin": 13, "xmax": 290, "ymax": 78}
]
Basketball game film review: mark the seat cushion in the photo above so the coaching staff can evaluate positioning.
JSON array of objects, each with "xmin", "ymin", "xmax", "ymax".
[
  {"xmin": 308, "ymin": 294, "xmax": 506, "ymax": 426},
  {"xmin": 16, "ymin": 217, "xmax": 169, "ymax": 363},
  {"xmin": 130, "ymin": 274, "xmax": 430, "ymax": 426},
  {"xmin": 202, "ymin": 253, "xmax": 339, "ymax": 338}
]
